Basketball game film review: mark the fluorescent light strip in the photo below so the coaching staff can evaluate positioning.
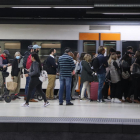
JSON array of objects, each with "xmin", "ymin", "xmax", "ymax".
[
  {"xmin": 12, "ymin": 7, "xmax": 51, "ymax": 8},
  {"xmin": 54, "ymin": 7, "xmax": 94, "ymax": 8},
  {"xmin": 103, "ymin": 13, "xmax": 140, "ymax": 15}
]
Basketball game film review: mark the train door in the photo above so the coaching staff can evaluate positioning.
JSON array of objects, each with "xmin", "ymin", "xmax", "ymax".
[{"xmin": 100, "ymin": 33, "xmax": 121, "ymax": 56}]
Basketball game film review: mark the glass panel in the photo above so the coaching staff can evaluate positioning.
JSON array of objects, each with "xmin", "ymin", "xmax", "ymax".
[
  {"xmin": 103, "ymin": 41, "xmax": 116, "ymax": 56},
  {"xmin": 84, "ymin": 41, "xmax": 96, "ymax": 57},
  {"xmin": 33, "ymin": 41, "xmax": 61, "ymax": 63},
  {"xmin": 4, "ymin": 42, "xmax": 21, "ymax": 59},
  {"xmin": 122, "ymin": 41, "xmax": 140, "ymax": 55}
]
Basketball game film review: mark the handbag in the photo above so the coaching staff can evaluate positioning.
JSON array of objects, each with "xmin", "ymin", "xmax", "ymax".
[
  {"xmin": 7, "ymin": 81, "xmax": 17, "ymax": 91},
  {"xmin": 130, "ymin": 62, "xmax": 140, "ymax": 78},
  {"xmin": 121, "ymin": 69, "xmax": 130, "ymax": 79}
]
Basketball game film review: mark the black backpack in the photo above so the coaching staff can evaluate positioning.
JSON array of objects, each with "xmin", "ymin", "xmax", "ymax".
[
  {"xmin": 92, "ymin": 57, "xmax": 100, "ymax": 72},
  {"xmin": 23, "ymin": 51, "xmax": 30, "ymax": 68},
  {"xmin": 43, "ymin": 58, "xmax": 48, "ymax": 72}
]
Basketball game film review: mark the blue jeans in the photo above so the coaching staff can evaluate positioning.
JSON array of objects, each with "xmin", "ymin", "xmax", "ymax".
[
  {"xmin": 25, "ymin": 76, "xmax": 36, "ymax": 98},
  {"xmin": 59, "ymin": 76, "xmax": 72, "ymax": 104},
  {"xmin": 97, "ymin": 73, "xmax": 106, "ymax": 101}
]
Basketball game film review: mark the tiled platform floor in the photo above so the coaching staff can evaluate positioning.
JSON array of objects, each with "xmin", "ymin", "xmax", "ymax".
[{"xmin": 0, "ymin": 97, "xmax": 140, "ymax": 119}]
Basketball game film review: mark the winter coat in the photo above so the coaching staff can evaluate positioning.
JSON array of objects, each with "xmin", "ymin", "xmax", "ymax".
[
  {"xmin": 11, "ymin": 58, "xmax": 23, "ymax": 77},
  {"xmin": 81, "ymin": 60, "xmax": 94, "ymax": 83},
  {"xmin": 109, "ymin": 60, "xmax": 121, "ymax": 83}
]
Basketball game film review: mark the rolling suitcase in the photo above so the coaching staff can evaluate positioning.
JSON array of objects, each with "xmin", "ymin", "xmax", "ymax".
[{"xmin": 90, "ymin": 82, "xmax": 99, "ymax": 101}]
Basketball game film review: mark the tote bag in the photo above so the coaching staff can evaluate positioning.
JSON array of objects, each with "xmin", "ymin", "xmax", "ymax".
[{"xmin": 7, "ymin": 81, "xmax": 17, "ymax": 91}]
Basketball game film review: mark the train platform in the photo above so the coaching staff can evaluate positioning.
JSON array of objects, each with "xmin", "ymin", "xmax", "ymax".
[{"xmin": 1, "ymin": 97, "xmax": 140, "ymax": 140}]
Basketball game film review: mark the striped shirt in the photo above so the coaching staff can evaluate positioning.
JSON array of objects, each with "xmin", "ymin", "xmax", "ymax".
[{"xmin": 58, "ymin": 53, "xmax": 75, "ymax": 77}]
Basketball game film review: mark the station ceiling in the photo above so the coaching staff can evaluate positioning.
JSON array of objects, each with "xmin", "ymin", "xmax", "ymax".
[{"xmin": 0, "ymin": 0, "xmax": 140, "ymax": 25}]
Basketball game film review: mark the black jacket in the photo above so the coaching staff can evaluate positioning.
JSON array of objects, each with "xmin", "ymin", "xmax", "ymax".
[
  {"xmin": 11, "ymin": 58, "xmax": 23, "ymax": 76},
  {"xmin": 81, "ymin": 61, "xmax": 94, "ymax": 83},
  {"xmin": 46, "ymin": 56, "xmax": 58, "ymax": 75}
]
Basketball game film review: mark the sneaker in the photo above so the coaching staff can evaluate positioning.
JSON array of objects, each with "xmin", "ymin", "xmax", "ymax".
[
  {"xmin": 111, "ymin": 98, "xmax": 115, "ymax": 103},
  {"xmin": 97, "ymin": 99, "xmax": 100, "ymax": 102},
  {"xmin": 104, "ymin": 98, "xmax": 111, "ymax": 102},
  {"xmin": 59, "ymin": 103, "xmax": 63, "ymax": 105},
  {"xmin": 80, "ymin": 98, "xmax": 86, "ymax": 101},
  {"xmin": 114, "ymin": 98, "xmax": 122, "ymax": 103},
  {"xmin": 29, "ymin": 99, "xmax": 38, "ymax": 102},
  {"xmin": 22, "ymin": 103, "xmax": 29, "ymax": 107},
  {"xmin": 66, "ymin": 102, "xmax": 74, "ymax": 105},
  {"xmin": 99, "ymin": 100, "xmax": 105, "ymax": 103},
  {"xmin": 44, "ymin": 101, "xmax": 50, "ymax": 107}
]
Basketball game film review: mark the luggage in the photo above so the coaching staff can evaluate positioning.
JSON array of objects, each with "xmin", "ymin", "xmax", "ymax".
[{"xmin": 90, "ymin": 82, "xmax": 98, "ymax": 100}]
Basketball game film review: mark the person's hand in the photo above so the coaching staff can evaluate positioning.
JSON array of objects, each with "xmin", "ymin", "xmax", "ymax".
[
  {"xmin": 11, "ymin": 77, "xmax": 14, "ymax": 79},
  {"xmin": 25, "ymin": 74, "xmax": 29, "ymax": 77},
  {"xmin": 3, "ymin": 65, "xmax": 6, "ymax": 68},
  {"xmin": 56, "ymin": 73, "xmax": 59, "ymax": 76},
  {"xmin": 7, "ymin": 64, "xmax": 11, "ymax": 67},
  {"xmin": 21, "ymin": 74, "xmax": 23, "ymax": 78}
]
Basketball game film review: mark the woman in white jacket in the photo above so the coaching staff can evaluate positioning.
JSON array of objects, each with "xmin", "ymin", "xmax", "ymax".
[
  {"xmin": 108, "ymin": 53, "xmax": 122, "ymax": 103},
  {"xmin": 71, "ymin": 51, "xmax": 80, "ymax": 99}
]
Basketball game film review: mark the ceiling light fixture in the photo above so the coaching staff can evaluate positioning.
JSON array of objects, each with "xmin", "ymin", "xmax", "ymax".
[
  {"xmin": 54, "ymin": 7, "xmax": 94, "ymax": 8},
  {"xmin": 12, "ymin": 7, "xmax": 51, "ymax": 8},
  {"xmin": 103, "ymin": 13, "xmax": 140, "ymax": 15}
]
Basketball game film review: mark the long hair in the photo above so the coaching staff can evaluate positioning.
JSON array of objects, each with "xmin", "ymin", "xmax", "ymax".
[
  {"xmin": 84, "ymin": 54, "xmax": 92, "ymax": 63},
  {"xmin": 108, "ymin": 53, "xmax": 117, "ymax": 65},
  {"xmin": 135, "ymin": 51, "xmax": 140, "ymax": 59},
  {"xmin": 73, "ymin": 51, "xmax": 78, "ymax": 61},
  {"xmin": 31, "ymin": 53, "xmax": 42, "ymax": 71}
]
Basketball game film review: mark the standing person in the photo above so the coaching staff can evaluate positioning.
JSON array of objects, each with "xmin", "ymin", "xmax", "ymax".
[
  {"xmin": 0, "ymin": 50, "xmax": 11, "ymax": 94},
  {"xmin": 79, "ymin": 52, "xmax": 87, "ymax": 97},
  {"xmin": 71, "ymin": 51, "xmax": 80, "ymax": 99},
  {"xmin": 68, "ymin": 52, "xmax": 75, "ymax": 99},
  {"xmin": 97, "ymin": 46, "xmax": 108, "ymax": 102},
  {"xmin": 24, "ymin": 45, "xmax": 41, "ymax": 102},
  {"xmin": 23, "ymin": 45, "xmax": 37, "ymax": 102},
  {"xmin": 102, "ymin": 48, "xmax": 116, "ymax": 101},
  {"xmin": 80, "ymin": 54, "xmax": 94, "ymax": 100},
  {"xmin": 45, "ymin": 48, "xmax": 58, "ymax": 100},
  {"xmin": 108, "ymin": 53, "xmax": 122, "ymax": 103},
  {"xmin": 10, "ymin": 52, "xmax": 23, "ymax": 99},
  {"xmin": 22, "ymin": 53, "xmax": 49, "ymax": 107},
  {"xmin": 129, "ymin": 51, "xmax": 140, "ymax": 103},
  {"xmin": 121, "ymin": 51, "xmax": 133, "ymax": 102},
  {"xmin": 58, "ymin": 48, "xmax": 75, "ymax": 105}
]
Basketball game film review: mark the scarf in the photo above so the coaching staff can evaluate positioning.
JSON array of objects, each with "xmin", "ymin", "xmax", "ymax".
[{"xmin": 1, "ymin": 54, "xmax": 6, "ymax": 60}]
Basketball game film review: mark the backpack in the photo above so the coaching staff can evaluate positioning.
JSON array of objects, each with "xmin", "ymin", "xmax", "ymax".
[
  {"xmin": 43, "ymin": 58, "xmax": 48, "ymax": 71},
  {"xmin": 23, "ymin": 51, "xmax": 30, "ymax": 68},
  {"xmin": 39, "ymin": 70, "xmax": 48, "ymax": 82},
  {"xmin": 26, "ymin": 54, "xmax": 32, "ymax": 69},
  {"xmin": 92, "ymin": 57, "xmax": 101, "ymax": 72}
]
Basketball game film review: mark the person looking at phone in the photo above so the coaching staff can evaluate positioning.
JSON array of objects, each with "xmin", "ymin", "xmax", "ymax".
[{"xmin": 0, "ymin": 50, "xmax": 11, "ymax": 94}]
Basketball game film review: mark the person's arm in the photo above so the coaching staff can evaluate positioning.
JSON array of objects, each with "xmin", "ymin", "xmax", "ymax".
[
  {"xmin": 0, "ymin": 57, "xmax": 7, "ymax": 67},
  {"xmin": 28, "ymin": 62, "xmax": 39, "ymax": 77},
  {"xmin": 103, "ymin": 56, "xmax": 108, "ymax": 67},
  {"xmin": 49, "ymin": 57, "xmax": 58, "ymax": 68},
  {"xmin": 113, "ymin": 61, "xmax": 120, "ymax": 70}
]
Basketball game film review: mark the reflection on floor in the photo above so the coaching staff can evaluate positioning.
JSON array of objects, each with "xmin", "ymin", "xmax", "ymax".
[{"xmin": 0, "ymin": 97, "xmax": 140, "ymax": 119}]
